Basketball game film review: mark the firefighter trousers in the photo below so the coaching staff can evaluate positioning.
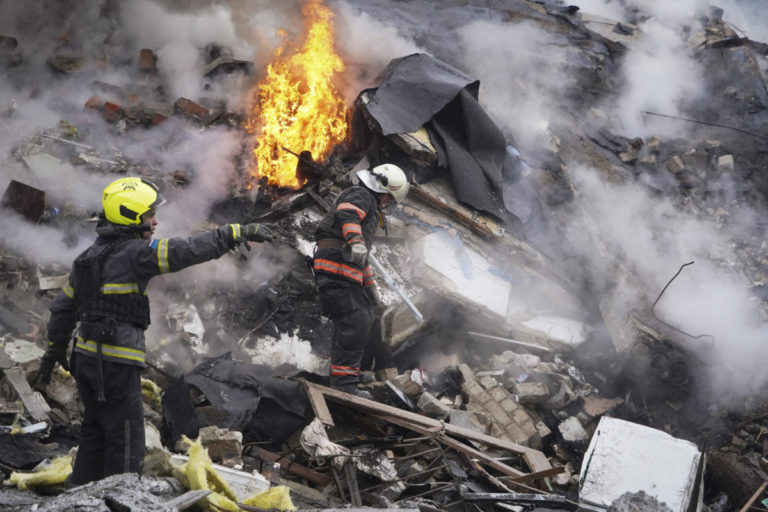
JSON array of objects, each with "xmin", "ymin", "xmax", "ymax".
[
  {"xmin": 70, "ymin": 352, "xmax": 145, "ymax": 485},
  {"xmin": 318, "ymin": 281, "xmax": 373, "ymax": 392}
]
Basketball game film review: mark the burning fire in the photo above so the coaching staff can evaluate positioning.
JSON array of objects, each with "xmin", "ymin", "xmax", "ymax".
[{"xmin": 246, "ymin": 0, "xmax": 347, "ymax": 189}]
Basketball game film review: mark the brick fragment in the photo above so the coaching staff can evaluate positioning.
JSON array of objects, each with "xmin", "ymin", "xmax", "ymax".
[
  {"xmin": 139, "ymin": 48, "xmax": 157, "ymax": 73},
  {"xmin": 102, "ymin": 101, "xmax": 121, "ymax": 123},
  {"xmin": 85, "ymin": 95, "xmax": 103, "ymax": 110},
  {"xmin": 175, "ymin": 97, "xmax": 209, "ymax": 121}
]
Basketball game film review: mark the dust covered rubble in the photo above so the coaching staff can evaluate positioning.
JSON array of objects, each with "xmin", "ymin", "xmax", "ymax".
[{"xmin": 3, "ymin": 0, "xmax": 768, "ymax": 511}]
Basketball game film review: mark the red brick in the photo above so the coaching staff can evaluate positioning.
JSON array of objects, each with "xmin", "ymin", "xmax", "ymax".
[
  {"xmin": 151, "ymin": 112, "xmax": 168, "ymax": 125},
  {"xmin": 85, "ymin": 95, "xmax": 103, "ymax": 110},
  {"xmin": 102, "ymin": 101, "xmax": 121, "ymax": 123},
  {"xmin": 175, "ymin": 97, "xmax": 208, "ymax": 119},
  {"xmin": 139, "ymin": 49, "xmax": 156, "ymax": 73}
]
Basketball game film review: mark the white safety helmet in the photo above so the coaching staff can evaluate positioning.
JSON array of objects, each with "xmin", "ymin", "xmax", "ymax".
[{"xmin": 356, "ymin": 164, "xmax": 410, "ymax": 202}]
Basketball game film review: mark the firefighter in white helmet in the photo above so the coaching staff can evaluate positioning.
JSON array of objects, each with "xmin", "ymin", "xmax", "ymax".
[
  {"xmin": 313, "ymin": 164, "xmax": 410, "ymax": 396},
  {"xmin": 39, "ymin": 177, "xmax": 275, "ymax": 485}
]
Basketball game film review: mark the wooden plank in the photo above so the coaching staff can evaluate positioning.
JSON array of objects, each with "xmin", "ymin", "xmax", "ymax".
[
  {"xmin": 375, "ymin": 412, "xmax": 526, "ymax": 478},
  {"xmin": 738, "ymin": 480, "xmax": 768, "ymax": 512},
  {"xmin": 409, "ymin": 184, "xmax": 498, "ymax": 240},
  {"xmin": 166, "ymin": 489, "xmax": 211, "ymax": 511},
  {"xmin": 3, "ymin": 368, "xmax": 49, "ymax": 422},
  {"xmin": 343, "ymin": 459, "xmax": 362, "ymax": 506},
  {"xmin": 251, "ymin": 447, "xmax": 331, "ymax": 487},
  {"xmin": 460, "ymin": 491, "xmax": 566, "ymax": 504},
  {"xmin": 305, "ymin": 381, "xmax": 551, "ymax": 473},
  {"xmin": 304, "ymin": 382, "xmax": 334, "ymax": 426},
  {"xmin": 504, "ymin": 466, "xmax": 566, "ymax": 485},
  {"xmin": 269, "ymin": 475, "xmax": 341, "ymax": 507}
]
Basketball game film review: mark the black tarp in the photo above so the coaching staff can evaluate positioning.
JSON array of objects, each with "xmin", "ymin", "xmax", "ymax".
[
  {"xmin": 362, "ymin": 53, "xmax": 511, "ymax": 220},
  {"xmin": 161, "ymin": 354, "xmax": 309, "ymax": 451}
]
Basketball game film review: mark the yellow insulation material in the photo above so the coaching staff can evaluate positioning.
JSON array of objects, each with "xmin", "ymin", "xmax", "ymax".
[
  {"xmin": 141, "ymin": 377, "xmax": 163, "ymax": 408},
  {"xmin": 10, "ymin": 455, "xmax": 72, "ymax": 490},
  {"xmin": 55, "ymin": 367, "xmax": 71, "ymax": 379},
  {"xmin": 173, "ymin": 435, "xmax": 242, "ymax": 512},
  {"xmin": 242, "ymin": 485, "xmax": 296, "ymax": 511}
]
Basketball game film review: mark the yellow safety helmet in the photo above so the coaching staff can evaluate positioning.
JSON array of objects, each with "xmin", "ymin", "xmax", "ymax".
[{"xmin": 102, "ymin": 177, "xmax": 165, "ymax": 226}]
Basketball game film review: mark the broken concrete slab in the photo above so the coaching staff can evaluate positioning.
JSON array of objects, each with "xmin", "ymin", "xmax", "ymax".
[
  {"xmin": 412, "ymin": 230, "xmax": 511, "ymax": 318},
  {"xmin": 20, "ymin": 153, "xmax": 62, "ymax": 180},
  {"xmin": 518, "ymin": 315, "xmax": 588, "ymax": 349},
  {"xmin": 37, "ymin": 274, "xmax": 69, "ymax": 292},
  {"xmin": 2, "ymin": 368, "xmax": 50, "ymax": 422},
  {"xmin": 2, "ymin": 337, "xmax": 44, "ymax": 365},
  {"xmin": 579, "ymin": 416, "xmax": 703, "ymax": 512}
]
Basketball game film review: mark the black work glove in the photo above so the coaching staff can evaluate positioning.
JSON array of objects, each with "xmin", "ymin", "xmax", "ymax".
[
  {"xmin": 242, "ymin": 223, "xmax": 275, "ymax": 243},
  {"xmin": 365, "ymin": 283, "xmax": 382, "ymax": 307},
  {"xmin": 349, "ymin": 243, "xmax": 368, "ymax": 267},
  {"xmin": 38, "ymin": 343, "xmax": 69, "ymax": 385}
]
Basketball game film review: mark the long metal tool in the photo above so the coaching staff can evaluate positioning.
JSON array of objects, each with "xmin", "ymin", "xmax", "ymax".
[{"xmin": 368, "ymin": 251, "xmax": 424, "ymax": 324}]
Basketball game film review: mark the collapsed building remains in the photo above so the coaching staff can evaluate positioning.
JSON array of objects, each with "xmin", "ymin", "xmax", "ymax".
[{"xmin": 2, "ymin": 0, "xmax": 768, "ymax": 511}]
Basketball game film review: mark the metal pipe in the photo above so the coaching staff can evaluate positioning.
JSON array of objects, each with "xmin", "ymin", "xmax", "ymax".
[
  {"xmin": 369, "ymin": 251, "xmax": 424, "ymax": 324},
  {"xmin": 467, "ymin": 331, "xmax": 551, "ymax": 352},
  {"xmin": 38, "ymin": 133, "xmax": 94, "ymax": 150}
]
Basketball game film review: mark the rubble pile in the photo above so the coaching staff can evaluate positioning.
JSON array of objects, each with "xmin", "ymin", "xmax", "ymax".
[{"xmin": 3, "ymin": 0, "xmax": 768, "ymax": 511}]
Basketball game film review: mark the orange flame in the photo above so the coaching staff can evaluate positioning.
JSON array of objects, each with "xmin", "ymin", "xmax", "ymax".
[{"xmin": 246, "ymin": 0, "xmax": 347, "ymax": 189}]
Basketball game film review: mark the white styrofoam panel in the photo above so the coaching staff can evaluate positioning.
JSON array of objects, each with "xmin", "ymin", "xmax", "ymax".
[{"xmin": 579, "ymin": 416, "xmax": 701, "ymax": 512}]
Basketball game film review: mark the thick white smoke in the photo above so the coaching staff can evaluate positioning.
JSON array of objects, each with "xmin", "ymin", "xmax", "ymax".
[{"xmin": 2, "ymin": 0, "xmax": 767, "ymax": 403}]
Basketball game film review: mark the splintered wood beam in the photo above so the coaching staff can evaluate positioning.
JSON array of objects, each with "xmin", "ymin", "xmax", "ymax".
[
  {"xmin": 374, "ymin": 412, "xmax": 525, "ymax": 478},
  {"xmin": 304, "ymin": 382, "xmax": 334, "ymax": 426},
  {"xmin": 408, "ymin": 184, "xmax": 497, "ymax": 239},
  {"xmin": 166, "ymin": 489, "xmax": 211, "ymax": 511},
  {"xmin": 460, "ymin": 491, "xmax": 567, "ymax": 504},
  {"xmin": 738, "ymin": 480, "xmax": 768, "ymax": 512},
  {"xmin": 503, "ymin": 466, "xmax": 566, "ymax": 485},
  {"xmin": 303, "ymin": 381, "xmax": 552, "ymax": 474}
]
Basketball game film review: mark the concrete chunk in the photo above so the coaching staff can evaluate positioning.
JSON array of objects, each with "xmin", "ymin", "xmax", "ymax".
[
  {"xmin": 717, "ymin": 154, "xmax": 734, "ymax": 171},
  {"xmin": 199, "ymin": 425, "xmax": 243, "ymax": 465},
  {"xmin": 665, "ymin": 155, "xmax": 685, "ymax": 173},
  {"xmin": 416, "ymin": 391, "xmax": 450, "ymax": 420},
  {"xmin": 512, "ymin": 381, "xmax": 550, "ymax": 404}
]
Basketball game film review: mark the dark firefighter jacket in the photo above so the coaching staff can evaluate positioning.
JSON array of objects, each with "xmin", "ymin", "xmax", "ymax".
[
  {"xmin": 47, "ymin": 220, "xmax": 242, "ymax": 367},
  {"xmin": 313, "ymin": 185, "xmax": 379, "ymax": 287}
]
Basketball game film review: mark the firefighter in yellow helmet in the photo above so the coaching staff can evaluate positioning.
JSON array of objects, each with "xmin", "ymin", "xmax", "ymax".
[
  {"xmin": 313, "ymin": 164, "xmax": 410, "ymax": 396},
  {"xmin": 39, "ymin": 177, "xmax": 274, "ymax": 485}
]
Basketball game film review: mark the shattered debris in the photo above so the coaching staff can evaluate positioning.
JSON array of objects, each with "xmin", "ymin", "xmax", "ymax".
[{"xmin": 3, "ymin": 0, "xmax": 768, "ymax": 511}]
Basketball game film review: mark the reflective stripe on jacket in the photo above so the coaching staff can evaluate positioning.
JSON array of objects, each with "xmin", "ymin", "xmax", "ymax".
[
  {"xmin": 314, "ymin": 186, "xmax": 379, "ymax": 287},
  {"xmin": 48, "ymin": 222, "xmax": 240, "ymax": 367}
]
